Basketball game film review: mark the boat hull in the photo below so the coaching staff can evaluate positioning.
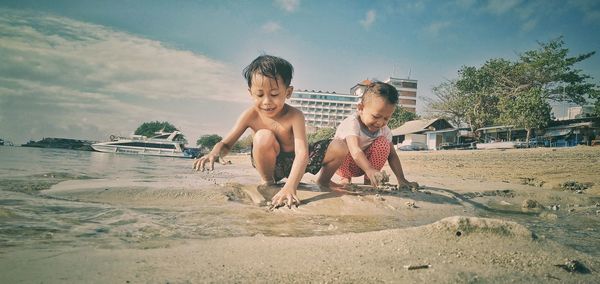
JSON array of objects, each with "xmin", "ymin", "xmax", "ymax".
[
  {"xmin": 91, "ymin": 144, "xmax": 193, "ymax": 158},
  {"xmin": 476, "ymin": 141, "xmax": 527, "ymax": 150}
]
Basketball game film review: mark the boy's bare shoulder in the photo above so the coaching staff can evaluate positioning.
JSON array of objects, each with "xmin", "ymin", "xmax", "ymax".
[
  {"xmin": 240, "ymin": 107, "xmax": 259, "ymax": 119},
  {"xmin": 285, "ymin": 104, "xmax": 305, "ymax": 119}
]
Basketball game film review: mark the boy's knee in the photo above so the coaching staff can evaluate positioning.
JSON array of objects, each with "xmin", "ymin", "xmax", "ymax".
[
  {"xmin": 253, "ymin": 129, "xmax": 279, "ymax": 150},
  {"xmin": 329, "ymin": 139, "xmax": 349, "ymax": 156}
]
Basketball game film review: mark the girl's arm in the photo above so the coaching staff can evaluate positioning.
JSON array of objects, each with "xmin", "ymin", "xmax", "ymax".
[{"xmin": 387, "ymin": 142, "xmax": 417, "ymax": 187}]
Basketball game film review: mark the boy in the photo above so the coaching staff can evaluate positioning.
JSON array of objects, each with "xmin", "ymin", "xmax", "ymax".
[
  {"xmin": 316, "ymin": 81, "xmax": 418, "ymax": 189},
  {"xmin": 194, "ymin": 55, "xmax": 329, "ymax": 208}
]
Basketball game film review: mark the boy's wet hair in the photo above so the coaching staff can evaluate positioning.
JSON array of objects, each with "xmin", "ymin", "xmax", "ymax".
[
  {"xmin": 243, "ymin": 55, "xmax": 294, "ymax": 87},
  {"xmin": 361, "ymin": 81, "xmax": 399, "ymax": 105}
]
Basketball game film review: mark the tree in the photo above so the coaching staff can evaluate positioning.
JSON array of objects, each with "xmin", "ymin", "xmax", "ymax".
[
  {"xmin": 196, "ymin": 134, "xmax": 222, "ymax": 150},
  {"xmin": 497, "ymin": 88, "xmax": 552, "ymax": 142},
  {"xmin": 455, "ymin": 60, "xmax": 509, "ymax": 131},
  {"xmin": 592, "ymin": 89, "xmax": 600, "ymax": 116},
  {"xmin": 388, "ymin": 107, "xmax": 419, "ymax": 129},
  {"xmin": 135, "ymin": 121, "xmax": 180, "ymax": 138},
  {"xmin": 518, "ymin": 37, "xmax": 597, "ymax": 105},
  {"xmin": 308, "ymin": 127, "xmax": 335, "ymax": 144},
  {"xmin": 432, "ymin": 37, "xmax": 598, "ymax": 134},
  {"xmin": 425, "ymin": 80, "xmax": 467, "ymax": 127},
  {"xmin": 231, "ymin": 134, "xmax": 253, "ymax": 152}
]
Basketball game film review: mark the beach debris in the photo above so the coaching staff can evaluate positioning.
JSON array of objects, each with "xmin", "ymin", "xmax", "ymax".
[
  {"xmin": 403, "ymin": 264, "xmax": 431, "ymax": 270},
  {"xmin": 463, "ymin": 189, "xmax": 515, "ymax": 199},
  {"xmin": 405, "ymin": 201, "xmax": 417, "ymax": 208},
  {"xmin": 520, "ymin": 177, "xmax": 545, "ymax": 187},
  {"xmin": 554, "ymin": 259, "xmax": 590, "ymax": 274},
  {"xmin": 551, "ymin": 204, "xmax": 560, "ymax": 211},
  {"xmin": 539, "ymin": 212, "xmax": 558, "ymax": 220},
  {"xmin": 522, "ymin": 199, "xmax": 542, "ymax": 209},
  {"xmin": 560, "ymin": 181, "xmax": 591, "ymax": 193}
]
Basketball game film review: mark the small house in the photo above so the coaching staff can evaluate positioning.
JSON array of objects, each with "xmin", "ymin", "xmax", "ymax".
[{"xmin": 391, "ymin": 118, "xmax": 454, "ymax": 150}]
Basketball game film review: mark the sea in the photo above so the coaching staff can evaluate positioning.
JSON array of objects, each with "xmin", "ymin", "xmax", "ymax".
[{"xmin": 1, "ymin": 146, "xmax": 599, "ymax": 257}]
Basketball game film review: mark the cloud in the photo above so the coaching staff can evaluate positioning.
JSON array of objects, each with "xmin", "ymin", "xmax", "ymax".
[
  {"xmin": 424, "ymin": 21, "xmax": 452, "ymax": 37},
  {"xmin": 485, "ymin": 0, "xmax": 521, "ymax": 15},
  {"xmin": 275, "ymin": 0, "xmax": 300, "ymax": 12},
  {"xmin": 521, "ymin": 19, "xmax": 537, "ymax": 32},
  {"xmin": 456, "ymin": 0, "xmax": 476, "ymax": 8},
  {"xmin": 569, "ymin": 0, "xmax": 600, "ymax": 24},
  {"xmin": 0, "ymin": 9, "xmax": 246, "ymax": 144},
  {"xmin": 261, "ymin": 21, "xmax": 283, "ymax": 33},
  {"xmin": 360, "ymin": 10, "xmax": 377, "ymax": 29}
]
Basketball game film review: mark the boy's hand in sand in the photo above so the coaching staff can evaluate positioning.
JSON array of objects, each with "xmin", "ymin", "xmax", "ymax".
[
  {"xmin": 193, "ymin": 153, "xmax": 225, "ymax": 171},
  {"xmin": 270, "ymin": 186, "xmax": 300, "ymax": 209}
]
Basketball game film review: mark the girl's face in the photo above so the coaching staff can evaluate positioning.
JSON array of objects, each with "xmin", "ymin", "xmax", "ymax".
[
  {"xmin": 248, "ymin": 73, "xmax": 293, "ymax": 119},
  {"xmin": 357, "ymin": 96, "xmax": 396, "ymax": 133}
]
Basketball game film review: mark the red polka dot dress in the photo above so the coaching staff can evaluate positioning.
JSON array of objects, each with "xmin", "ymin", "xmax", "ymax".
[{"xmin": 336, "ymin": 136, "xmax": 390, "ymax": 178}]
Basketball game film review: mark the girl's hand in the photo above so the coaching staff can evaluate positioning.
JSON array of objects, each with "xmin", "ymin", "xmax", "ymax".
[
  {"xmin": 398, "ymin": 179, "xmax": 419, "ymax": 190},
  {"xmin": 365, "ymin": 169, "xmax": 382, "ymax": 187}
]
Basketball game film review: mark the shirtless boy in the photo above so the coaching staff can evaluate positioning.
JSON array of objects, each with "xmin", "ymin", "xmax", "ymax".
[{"xmin": 194, "ymin": 55, "xmax": 329, "ymax": 208}]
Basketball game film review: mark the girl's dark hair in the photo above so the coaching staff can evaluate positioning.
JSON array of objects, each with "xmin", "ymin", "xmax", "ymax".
[
  {"xmin": 243, "ymin": 55, "xmax": 294, "ymax": 87},
  {"xmin": 362, "ymin": 81, "xmax": 399, "ymax": 105}
]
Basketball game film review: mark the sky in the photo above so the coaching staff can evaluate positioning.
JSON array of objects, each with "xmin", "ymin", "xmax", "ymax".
[{"xmin": 1, "ymin": 0, "xmax": 599, "ymax": 145}]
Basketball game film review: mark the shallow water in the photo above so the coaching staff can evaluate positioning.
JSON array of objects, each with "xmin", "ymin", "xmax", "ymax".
[
  {"xmin": 0, "ymin": 147, "xmax": 413, "ymax": 249},
  {"xmin": 477, "ymin": 201, "xmax": 600, "ymax": 257},
  {"xmin": 1, "ymin": 146, "xmax": 599, "ymax": 257}
]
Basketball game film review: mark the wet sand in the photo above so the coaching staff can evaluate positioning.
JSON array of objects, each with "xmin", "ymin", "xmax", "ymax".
[{"xmin": 1, "ymin": 146, "xmax": 599, "ymax": 282}]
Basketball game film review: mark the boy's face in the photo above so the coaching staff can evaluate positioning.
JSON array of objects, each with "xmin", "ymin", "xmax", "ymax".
[
  {"xmin": 248, "ymin": 73, "xmax": 293, "ymax": 119},
  {"xmin": 357, "ymin": 96, "xmax": 396, "ymax": 133}
]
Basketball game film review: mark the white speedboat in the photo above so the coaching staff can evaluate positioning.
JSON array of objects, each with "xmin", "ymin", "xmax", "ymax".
[{"xmin": 92, "ymin": 131, "xmax": 199, "ymax": 158}]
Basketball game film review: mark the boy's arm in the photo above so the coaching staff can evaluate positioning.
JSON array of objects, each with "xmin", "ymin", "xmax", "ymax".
[
  {"xmin": 346, "ymin": 136, "xmax": 381, "ymax": 186},
  {"xmin": 194, "ymin": 109, "xmax": 250, "ymax": 171},
  {"xmin": 387, "ymin": 143, "xmax": 418, "ymax": 188},
  {"xmin": 271, "ymin": 112, "xmax": 309, "ymax": 208}
]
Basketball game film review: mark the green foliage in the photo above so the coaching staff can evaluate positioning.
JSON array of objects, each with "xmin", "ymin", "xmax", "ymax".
[
  {"xmin": 135, "ymin": 121, "xmax": 179, "ymax": 137},
  {"xmin": 231, "ymin": 134, "xmax": 253, "ymax": 152},
  {"xmin": 427, "ymin": 37, "xmax": 599, "ymax": 133},
  {"xmin": 497, "ymin": 88, "xmax": 552, "ymax": 141},
  {"xmin": 425, "ymin": 80, "xmax": 467, "ymax": 127},
  {"xmin": 590, "ymin": 89, "xmax": 600, "ymax": 117},
  {"xmin": 388, "ymin": 107, "xmax": 419, "ymax": 129},
  {"xmin": 518, "ymin": 37, "xmax": 596, "ymax": 104},
  {"xmin": 196, "ymin": 134, "xmax": 222, "ymax": 150},
  {"xmin": 308, "ymin": 127, "xmax": 335, "ymax": 144}
]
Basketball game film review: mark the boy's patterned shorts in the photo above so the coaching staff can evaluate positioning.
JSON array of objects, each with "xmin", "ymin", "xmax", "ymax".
[{"xmin": 251, "ymin": 139, "xmax": 332, "ymax": 182}]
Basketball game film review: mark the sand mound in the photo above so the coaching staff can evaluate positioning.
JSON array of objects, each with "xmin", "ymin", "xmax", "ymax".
[{"xmin": 430, "ymin": 216, "xmax": 535, "ymax": 239}]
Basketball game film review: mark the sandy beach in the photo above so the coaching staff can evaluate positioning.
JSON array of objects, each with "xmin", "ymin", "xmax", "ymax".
[{"xmin": 1, "ymin": 146, "xmax": 599, "ymax": 283}]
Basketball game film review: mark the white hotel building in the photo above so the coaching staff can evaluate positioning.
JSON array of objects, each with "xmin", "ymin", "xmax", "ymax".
[
  {"xmin": 289, "ymin": 77, "xmax": 418, "ymax": 130},
  {"xmin": 289, "ymin": 90, "xmax": 358, "ymax": 130}
]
